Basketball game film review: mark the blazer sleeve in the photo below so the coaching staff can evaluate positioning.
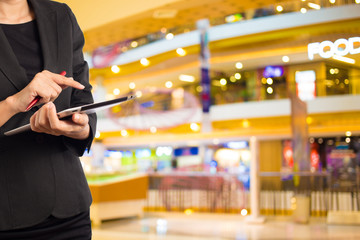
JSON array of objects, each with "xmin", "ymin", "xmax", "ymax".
[{"xmin": 61, "ymin": 4, "xmax": 97, "ymax": 156}]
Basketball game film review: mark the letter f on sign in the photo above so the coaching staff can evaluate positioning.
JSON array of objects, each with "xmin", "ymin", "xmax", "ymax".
[{"xmin": 308, "ymin": 42, "xmax": 320, "ymax": 60}]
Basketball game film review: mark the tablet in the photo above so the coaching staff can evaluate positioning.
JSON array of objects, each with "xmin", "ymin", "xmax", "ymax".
[{"xmin": 4, "ymin": 94, "xmax": 136, "ymax": 136}]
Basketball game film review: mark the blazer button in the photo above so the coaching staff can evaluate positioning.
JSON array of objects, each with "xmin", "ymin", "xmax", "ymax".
[{"xmin": 36, "ymin": 135, "xmax": 44, "ymax": 143}]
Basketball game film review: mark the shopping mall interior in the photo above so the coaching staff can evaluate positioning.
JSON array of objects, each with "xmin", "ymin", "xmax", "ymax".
[{"xmin": 63, "ymin": 0, "xmax": 360, "ymax": 239}]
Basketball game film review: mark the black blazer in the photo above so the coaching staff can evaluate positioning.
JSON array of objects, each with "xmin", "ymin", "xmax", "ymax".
[{"xmin": 0, "ymin": 0, "xmax": 97, "ymax": 231}]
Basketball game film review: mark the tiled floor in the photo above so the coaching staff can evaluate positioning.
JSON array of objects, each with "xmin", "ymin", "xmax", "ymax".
[{"xmin": 92, "ymin": 212, "xmax": 360, "ymax": 240}]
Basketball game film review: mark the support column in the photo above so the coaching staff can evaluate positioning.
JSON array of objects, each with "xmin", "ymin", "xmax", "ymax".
[
  {"xmin": 246, "ymin": 136, "xmax": 265, "ymax": 223},
  {"xmin": 290, "ymin": 93, "xmax": 310, "ymax": 224}
]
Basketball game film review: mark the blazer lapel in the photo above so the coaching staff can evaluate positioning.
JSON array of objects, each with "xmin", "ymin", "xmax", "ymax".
[
  {"xmin": 30, "ymin": 0, "xmax": 59, "ymax": 73},
  {"xmin": 0, "ymin": 0, "xmax": 60, "ymax": 92},
  {"xmin": 0, "ymin": 27, "xmax": 28, "ymax": 91}
]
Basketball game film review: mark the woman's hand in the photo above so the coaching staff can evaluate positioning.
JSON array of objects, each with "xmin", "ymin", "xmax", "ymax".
[
  {"xmin": 30, "ymin": 102, "xmax": 90, "ymax": 140},
  {"xmin": 6, "ymin": 70, "xmax": 84, "ymax": 114}
]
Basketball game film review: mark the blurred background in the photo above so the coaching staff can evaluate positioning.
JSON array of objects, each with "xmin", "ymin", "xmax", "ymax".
[{"xmin": 62, "ymin": 0, "xmax": 360, "ymax": 239}]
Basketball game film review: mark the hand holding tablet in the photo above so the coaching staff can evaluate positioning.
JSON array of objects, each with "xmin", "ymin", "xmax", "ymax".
[{"xmin": 5, "ymin": 94, "xmax": 136, "ymax": 136}]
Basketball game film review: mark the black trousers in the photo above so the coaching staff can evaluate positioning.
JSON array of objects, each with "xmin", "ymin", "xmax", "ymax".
[{"xmin": 0, "ymin": 210, "xmax": 92, "ymax": 240}]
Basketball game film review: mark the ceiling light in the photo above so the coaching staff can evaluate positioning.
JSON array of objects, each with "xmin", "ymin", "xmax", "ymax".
[
  {"xmin": 282, "ymin": 56, "xmax": 290, "ymax": 62},
  {"xmin": 308, "ymin": 2, "xmax": 321, "ymax": 9},
  {"xmin": 131, "ymin": 41, "xmax": 138, "ymax": 48},
  {"xmin": 121, "ymin": 129, "xmax": 128, "ymax": 137},
  {"xmin": 329, "ymin": 0, "xmax": 336, "ymax": 3},
  {"xmin": 179, "ymin": 74, "xmax": 195, "ymax": 82},
  {"xmin": 220, "ymin": 78, "xmax": 227, "ymax": 86},
  {"xmin": 176, "ymin": 48, "xmax": 187, "ymax": 56},
  {"xmin": 242, "ymin": 119, "xmax": 250, "ymax": 128},
  {"xmin": 234, "ymin": 73, "xmax": 241, "ymax": 80},
  {"xmin": 356, "ymin": 0, "xmax": 360, "ymax": 4},
  {"xmin": 300, "ymin": 8, "xmax": 307, "ymax": 13},
  {"xmin": 235, "ymin": 62, "xmax": 243, "ymax": 69},
  {"xmin": 129, "ymin": 82, "xmax": 136, "ymax": 89},
  {"xmin": 332, "ymin": 55, "xmax": 355, "ymax": 64},
  {"xmin": 166, "ymin": 33, "xmax": 174, "ymax": 40},
  {"xmin": 241, "ymin": 209, "xmax": 248, "ymax": 216},
  {"xmin": 150, "ymin": 126, "xmax": 157, "ymax": 133},
  {"xmin": 190, "ymin": 123, "xmax": 200, "ymax": 132},
  {"xmin": 276, "ymin": 5, "xmax": 284, "ymax": 12},
  {"xmin": 140, "ymin": 58, "xmax": 150, "ymax": 66},
  {"xmin": 113, "ymin": 88, "xmax": 120, "ymax": 95},
  {"xmin": 136, "ymin": 91, "xmax": 143, "ymax": 98},
  {"xmin": 111, "ymin": 65, "xmax": 120, "ymax": 74},
  {"xmin": 165, "ymin": 81, "xmax": 173, "ymax": 88}
]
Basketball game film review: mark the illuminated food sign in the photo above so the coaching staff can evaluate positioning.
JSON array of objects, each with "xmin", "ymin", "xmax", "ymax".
[{"xmin": 308, "ymin": 37, "xmax": 360, "ymax": 60}]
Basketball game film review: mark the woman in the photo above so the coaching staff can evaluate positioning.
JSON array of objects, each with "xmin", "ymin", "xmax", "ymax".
[{"xmin": 0, "ymin": 0, "xmax": 96, "ymax": 239}]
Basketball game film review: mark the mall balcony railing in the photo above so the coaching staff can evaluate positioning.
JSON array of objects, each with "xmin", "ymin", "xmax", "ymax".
[
  {"xmin": 98, "ymin": 75, "xmax": 360, "ymax": 121},
  {"xmin": 195, "ymin": 75, "xmax": 360, "ymax": 106},
  {"xmin": 145, "ymin": 170, "xmax": 359, "ymax": 217}
]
